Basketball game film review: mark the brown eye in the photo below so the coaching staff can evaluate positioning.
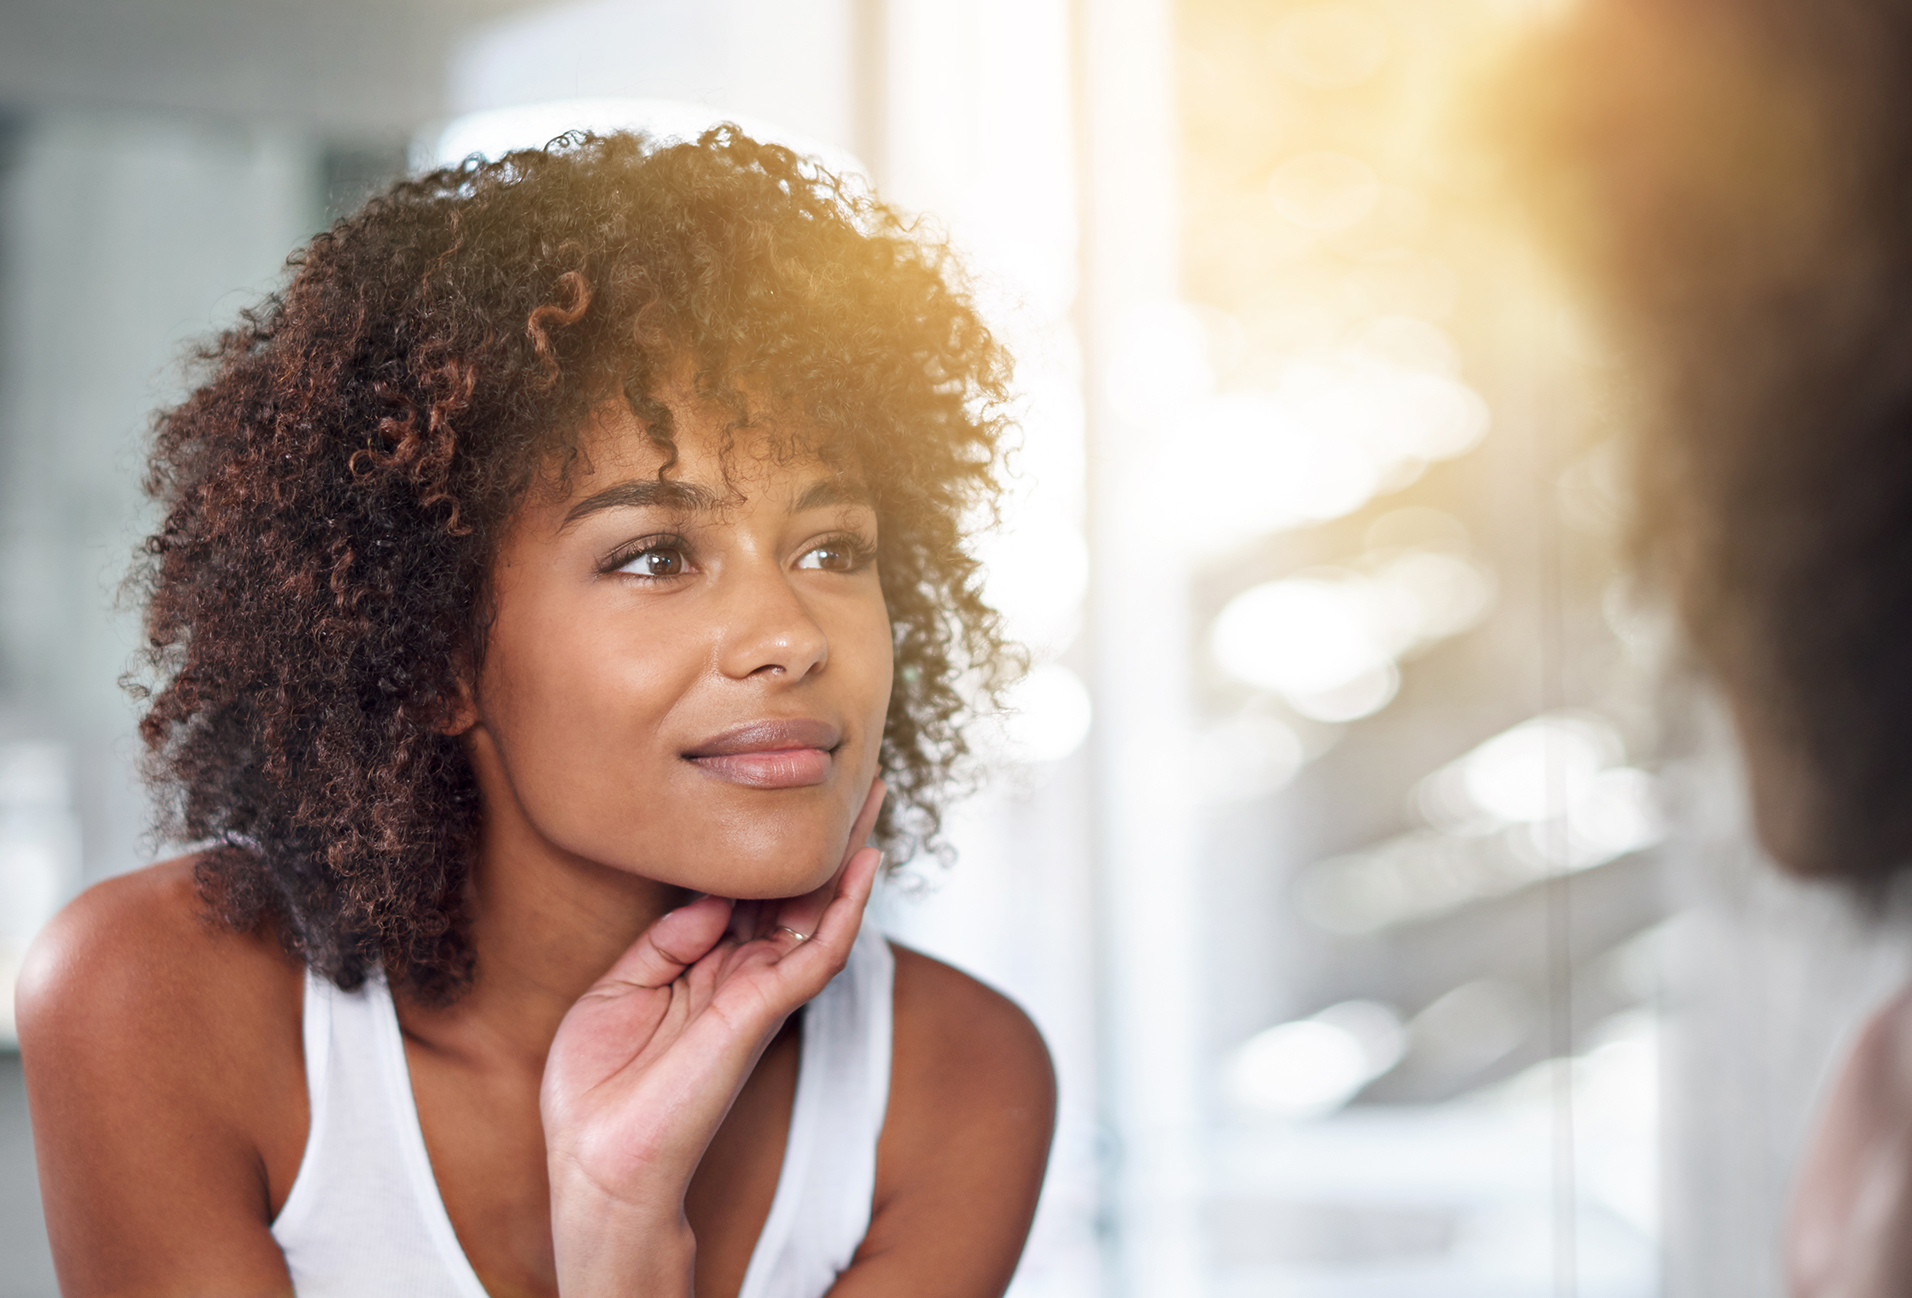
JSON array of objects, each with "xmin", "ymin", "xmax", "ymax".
[
  {"xmin": 618, "ymin": 546, "xmax": 687, "ymax": 577},
  {"xmin": 796, "ymin": 540, "xmax": 864, "ymax": 573}
]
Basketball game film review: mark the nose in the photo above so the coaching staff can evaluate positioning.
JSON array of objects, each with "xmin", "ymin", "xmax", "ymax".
[{"xmin": 714, "ymin": 560, "xmax": 830, "ymax": 682}]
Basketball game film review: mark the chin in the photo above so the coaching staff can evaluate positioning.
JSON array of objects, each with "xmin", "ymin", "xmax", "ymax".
[
  {"xmin": 715, "ymin": 825, "xmax": 848, "ymax": 898},
  {"xmin": 624, "ymin": 808, "xmax": 852, "ymax": 900},
  {"xmin": 666, "ymin": 850, "xmax": 843, "ymax": 901}
]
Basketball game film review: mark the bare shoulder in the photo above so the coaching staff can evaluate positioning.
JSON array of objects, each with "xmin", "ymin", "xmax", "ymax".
[
  {"xmin": 1822, "ymin": 985, "xmax": 1912, "ymax": 1123},
  {"xmin": 887, "ymin": 943, "xmax": 1056, "ymax": 1118},
  {"xmin": 837, "ymin": 944, "xmax": 1054, "ymax": 1296},
  {"xmin": 18, "ymin": 853, "xmax": 301, "ymax": 1058},
  {"xmin": 1874, "ymin": 986, "xmax": 1912, "ymax": 1088},
  {"xmin": 1788, "ymin": 985, "xmax": 1912, "ymax": 1297},
  {"xmin": 16, "ymin": 855, "xmax": 307, "ymax": 1294}
]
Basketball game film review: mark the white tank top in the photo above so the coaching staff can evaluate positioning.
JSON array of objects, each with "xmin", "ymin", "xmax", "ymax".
[{"xmin": 270, "ymin": 922, "xmax": 895, "ymax": 1298}]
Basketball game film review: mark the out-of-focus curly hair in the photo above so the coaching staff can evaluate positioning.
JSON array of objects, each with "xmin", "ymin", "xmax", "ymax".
[
  {"xmin": 135, "ymin": 127, "xmax": 1014, "ymax": 998},
  {"xmin": 1502, "ymin": 0, "xmax": 1912, "ymax": 883}
]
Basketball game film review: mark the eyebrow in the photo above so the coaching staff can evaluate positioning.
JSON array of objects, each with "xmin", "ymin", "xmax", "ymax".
[
  {"xmin": 561, "ymin": 475, "xmax": 872, "ymax": 527},
  {"xmin": 562, "ymin": 478, "xmax": 724, "ymax": 527},
  {"xmin": 791, "ymin": 478, "xmax": 873, "ymax": 513}
]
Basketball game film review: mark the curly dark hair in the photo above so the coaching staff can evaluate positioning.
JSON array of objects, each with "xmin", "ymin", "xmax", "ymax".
[
  {"xmin": 1502, "ymin": 0, "xmax": 1912, "ymax": 883},
  {"xmin": 134, "ymin": 127, "xmax": 1015, "ymax": 998}
]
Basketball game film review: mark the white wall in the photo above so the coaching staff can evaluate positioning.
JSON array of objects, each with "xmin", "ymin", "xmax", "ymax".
[
  {"xmin": 0, "ymin": 110, "xmax": 317, "ymax": 911},
  {"xmin": 0, "ymin": 0, "xmax": 520, "ymax": 135},
  {"xmin": 445, "ymin": 0, "xmax": 858, "ymax": 154}
]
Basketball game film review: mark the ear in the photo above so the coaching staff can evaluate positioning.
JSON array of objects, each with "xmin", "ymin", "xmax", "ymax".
[{"xmin": 438, "ymin": 656, "xmax": 480, "ymax": 736}]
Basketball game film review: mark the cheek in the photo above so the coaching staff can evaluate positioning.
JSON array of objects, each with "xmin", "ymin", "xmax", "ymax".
[
  {"xmin": 847, "ymin": 604, "xmax": 897, "ymax": 749},
  {"xmin": 478, "ymin": 614, "xmax": 696, "ymax": 838},
  {"xmin": 488, "ymin": 620, "xmax": 674, "ymax": 745}
]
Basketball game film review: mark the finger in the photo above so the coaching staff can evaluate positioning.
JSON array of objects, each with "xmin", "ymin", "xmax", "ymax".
[
  {"xmin": 591, "ymin": 893, "xmax": 734, "ymax": 992},
  {"xmin": 842, "ymin": 778, "xmax": 887, "ymax": 868},
  {"xmin": 769, "ymin": 844, "xmax": 881, "ymax": 972},
  {"xmin": 729, "ymin": 897, "xmax": 767, "ymax": 943},
  {"xmin": 690, "ymin": 848, "xmax": 881, "ymax": 1054},
  {"xmin": 764, "ymin": 778, "xmax": 888, "ymax": 945},
  {"xmin": 819, "ymin": 843, "xmax": 883, "ymax": 940}
]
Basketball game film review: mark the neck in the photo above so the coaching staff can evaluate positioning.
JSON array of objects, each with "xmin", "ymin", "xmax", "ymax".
[{"xmin": 399, "ymin": 742, "xmax": 689, "ymax": 1070}]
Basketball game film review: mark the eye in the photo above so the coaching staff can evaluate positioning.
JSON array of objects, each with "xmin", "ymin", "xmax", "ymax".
[
  {"xmin": 615, "ymin": 544, "xmax": 690, "ymax": 578},
  {"xmin": 796, "ymin": 537, "xmax": 871, "ymax": 573}
]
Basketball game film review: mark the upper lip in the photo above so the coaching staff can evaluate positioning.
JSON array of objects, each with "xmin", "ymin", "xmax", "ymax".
[{"xmin": 683, "ymin": 718, "xmax": 843, "ymax": 758}]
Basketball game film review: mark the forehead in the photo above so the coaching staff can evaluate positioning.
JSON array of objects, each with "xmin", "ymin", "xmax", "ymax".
[{"xmin": 529, "ymin": 395, "xmax": 866, "ymax": 525}]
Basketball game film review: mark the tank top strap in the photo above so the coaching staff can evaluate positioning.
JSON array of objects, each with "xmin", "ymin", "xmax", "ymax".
[
  {"xmin": 737, "ymin": 920, "xmax": 895, "ymax": 1298},
  {"xmin": 270, "ymin": 968, "xmax": 488, "ymax": 1298}
]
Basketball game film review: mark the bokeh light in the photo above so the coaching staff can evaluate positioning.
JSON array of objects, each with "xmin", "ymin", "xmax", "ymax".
[
  {"xmin": 1267, "ymin": 151, "xmax": 1381, "ymax": 232},
  {"xmin": 1210, "ymin": 545, "xmax": 1495, "ymax": 722},
  {"xmin": 1169, "ymin": 345, "xmax": 1491, "ymax": 555},
  {"xmin": 998, "ymin": 663, "xmax": 1095, "ymax": 766},
  {"xmin": 1226, "ymin": 999, "xmax": 1407, "ymax": 1118}
]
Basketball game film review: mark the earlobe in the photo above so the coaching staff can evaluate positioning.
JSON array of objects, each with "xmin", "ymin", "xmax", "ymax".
[{"xmin": 439, "ymin": 669, "xmax": 480, "ymax": 737}]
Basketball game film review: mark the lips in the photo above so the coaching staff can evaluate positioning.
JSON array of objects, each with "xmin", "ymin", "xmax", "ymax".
[{"xmin": 682, "ymin": 719, "xmax": 842, "ymax": 789}]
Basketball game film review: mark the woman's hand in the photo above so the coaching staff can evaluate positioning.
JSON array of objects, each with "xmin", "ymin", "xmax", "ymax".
[{"xmin": 540, "ymin": 779, "xmax": 887, "ymax": 1297}]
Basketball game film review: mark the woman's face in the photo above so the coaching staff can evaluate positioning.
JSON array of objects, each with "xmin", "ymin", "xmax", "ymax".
[{"xmin": 460, "ymin": 392, "xmax": 893, "ymax": 899}]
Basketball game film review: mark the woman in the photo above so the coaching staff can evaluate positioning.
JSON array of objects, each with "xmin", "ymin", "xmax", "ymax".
[
  {"xmin": 16, "ymin": 127, "xmax": 1054, "ymax": 1297},
  {"xmin": 1506, "ymin": 1, "xmax": 1912, "ymax": 1292}
]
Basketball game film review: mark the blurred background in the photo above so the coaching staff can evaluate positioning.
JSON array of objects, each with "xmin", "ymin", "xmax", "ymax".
[{"xmin": 1, "ymin": 1, "xmax": 1907, "ymax": 1296}]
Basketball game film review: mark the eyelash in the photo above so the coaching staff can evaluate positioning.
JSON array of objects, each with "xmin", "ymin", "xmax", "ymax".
[
  {"xmin": 799, "ymin": 532, "xmax": 879, "ymax": 573},
  {"xmin": 604, "ymin": 533, "xmax": 694, "ymax": 580},
  {"xmin": 601, "ymin": 531, "xmax": 877, "ymax": 580}
]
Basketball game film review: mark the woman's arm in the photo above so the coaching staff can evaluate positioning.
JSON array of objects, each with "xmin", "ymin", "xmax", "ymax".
[
  {"xmin": 828, "ymin": 947, "xmax": 1056, "ymax": 1298},
  {"xmin": 16, "ymin": 860, "xmax": 306, "ymax": 1298}
]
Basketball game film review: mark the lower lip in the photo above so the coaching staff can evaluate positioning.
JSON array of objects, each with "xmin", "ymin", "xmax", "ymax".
[{"xmin": 687, "ymin": 748, "xmax": 834, "ymax": 789}]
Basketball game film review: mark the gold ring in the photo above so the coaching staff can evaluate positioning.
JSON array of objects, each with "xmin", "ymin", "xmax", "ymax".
[{"xmin": 775, "ymin": 925, "xmax": 810, "ymax": 943}]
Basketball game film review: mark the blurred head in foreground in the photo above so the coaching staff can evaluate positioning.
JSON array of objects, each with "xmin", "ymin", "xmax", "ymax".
[
  {"xmin": 135, "ymin": 128, "xmax": 1012, "ymax": 999},
  {"xmin": 1505, "ymin": 0, "xmax": 1912, "ymax": 885}
]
